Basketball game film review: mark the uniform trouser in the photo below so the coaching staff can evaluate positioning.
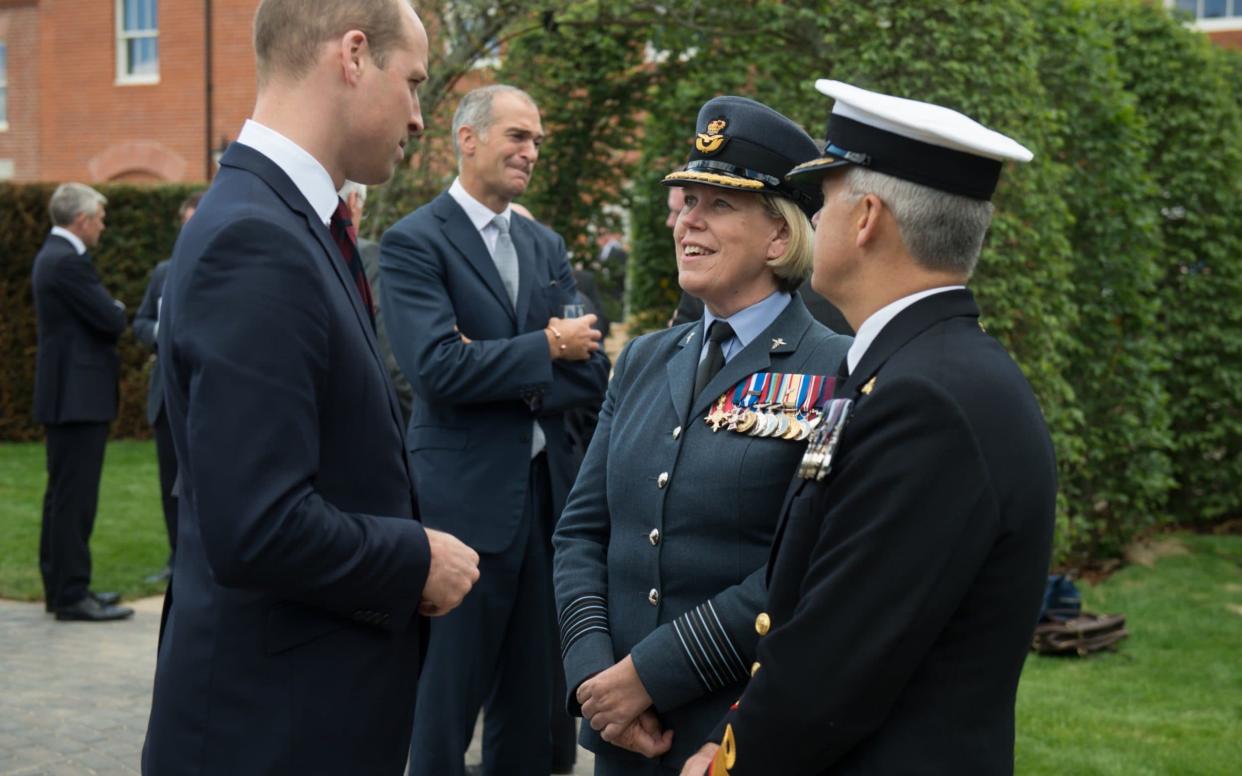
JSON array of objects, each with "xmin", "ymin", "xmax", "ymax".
[
  {"xmin": 40, "ymin": 422, "xmax": 109, "ymax": 609},
  {"xmin": 152, "ymin": 410, "xmax": 178, "ymax": 562},
  {"xmin": 409, "ymin": 454, "xmax": 556, "ymax": 776}
]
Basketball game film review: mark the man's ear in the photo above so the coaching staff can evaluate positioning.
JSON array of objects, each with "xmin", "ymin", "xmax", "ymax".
[
  {"xmin": 339, "ymin": 29, "xmax": 368, "ymax": 85},
  {"xmin": 855, "ymin": 194, "xmax": 884, "ymax": 249},
  {"xmin": 458, "ymin": 126, "xmax": 478, "ymax": 157}
]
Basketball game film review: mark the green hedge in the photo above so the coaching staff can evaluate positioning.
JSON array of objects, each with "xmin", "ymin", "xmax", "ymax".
[
  {"xmin": 0, "ymin": 183, "xmax": 200, "ymax": 441},
  {"xmin": 495, "ymin": 0, "xmax": 1242, "ymax": 561}
]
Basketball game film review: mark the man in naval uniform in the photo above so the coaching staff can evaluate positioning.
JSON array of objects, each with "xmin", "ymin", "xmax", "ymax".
[{"xmin": 683, "ymin": 80, "xmax": 1057, "ymax": 776}]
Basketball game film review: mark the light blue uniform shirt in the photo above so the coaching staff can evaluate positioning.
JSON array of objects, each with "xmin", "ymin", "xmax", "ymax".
[{"xmin": 700, "ymin": 290, "xmax": 792, "ymax": 364}]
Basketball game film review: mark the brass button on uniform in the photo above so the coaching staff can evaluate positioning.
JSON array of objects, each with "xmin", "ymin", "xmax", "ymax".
[
  {"xmin": 657, "ymin": 472, "xmax": 669, "ymax": 489},
  {"xmin": 648, "ymin": 528, "xmax": 661, "ymax": 546},
  {"xmin": 672, "ymin": 425, "xmax": 682, "ymax": 440},
  {"xmin": 648, "ymin": 588, "xmax": 660, "ymax": 606},
  {"xmin": 751, "ymin": 660, "xmax": 761, "ymax": 677},
  {"xmin": 755, "ymin": 612, "xmax": 771, "ymax": 636}
]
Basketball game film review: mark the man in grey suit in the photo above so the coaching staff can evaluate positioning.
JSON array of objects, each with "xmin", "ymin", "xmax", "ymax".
[
  {"xmin": 133, "ymin": 191, "xmax": 202, "ymax": 583},
  {"xmin": 31, "ymin": 183, "xmax": 133, "ymax": 622},
  {"xmin": 381, "ymin": 84, "xmax": 610, "ymax": 776}
]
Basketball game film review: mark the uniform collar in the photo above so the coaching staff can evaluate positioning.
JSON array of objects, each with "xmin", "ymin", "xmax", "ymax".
[
  {"xmin": 236, "ymin": 119, "xmax": 338, "ymax": 226},
  {"xmin": 702, "ymin": 290, "xmax": 792, "ymax": 362},
  {"xmin": 847, "ymin": 285, "xmax": 964, "ymax": 373}
]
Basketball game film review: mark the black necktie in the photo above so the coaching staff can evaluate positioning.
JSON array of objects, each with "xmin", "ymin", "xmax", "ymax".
[{"xmin": 694, "ymin": 320, "xmax": 736, "ymax": 398}]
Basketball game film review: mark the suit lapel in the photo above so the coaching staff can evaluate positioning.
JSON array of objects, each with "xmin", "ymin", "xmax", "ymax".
[
  {"xmin": 511, "ymin": 216, "xmax": 537, "ymax": 328},
  {"xmin": 434, "ymin": 194, "xmax": 517, "ymax": 325},
  {"xmin": 217, "ymin": 143, "xmax": 406, "ymax": 436},
  {"xmin": 666, "ymin": 324, "xmax": 702, "ymax": 425}
]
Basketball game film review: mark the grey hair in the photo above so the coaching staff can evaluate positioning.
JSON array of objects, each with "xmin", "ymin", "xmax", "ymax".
[
  {"xmin": 841, "ymin": 166, "xmax": 994, "ymax": 276},
  {"xmin": 451, "ymin": 84, "xmax": 538, "ymax": 162},
  {"xmin": 48, "ymin": 183, "xmax": 107, "ymax": 227},
  {"xmin": 338, "ymin": 180, "xmax": 367, "ymax": 204}
]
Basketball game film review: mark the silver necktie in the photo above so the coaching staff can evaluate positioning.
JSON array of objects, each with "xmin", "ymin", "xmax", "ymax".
[{"xmin": 491, "ymin": 215, "xmax": 519, "ymax": 308}]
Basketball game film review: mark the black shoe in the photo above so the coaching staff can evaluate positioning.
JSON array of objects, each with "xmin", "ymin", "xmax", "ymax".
[
  {"xmin": 55, "ymin": 596, "xmax": 134, "ymax": 622},
  {"xmin": 145, "ymin": 565, "xmax": 172, "ymax": 583},
  {"xmin": 90, "ymin": 590, "xmax": 122, "ymax": 606}
]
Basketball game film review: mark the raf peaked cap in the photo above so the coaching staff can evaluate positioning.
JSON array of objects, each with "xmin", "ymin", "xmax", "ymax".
[
  {"xmin": 788, "ymin": 80, "xmax": 1034, "ymax": 201},
  {"xmin": 663, "ymin": 96, "xmax": 823, "ymax": 217}
]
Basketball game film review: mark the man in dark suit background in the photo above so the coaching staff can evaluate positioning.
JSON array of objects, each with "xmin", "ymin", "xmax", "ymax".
[
  {"xmin": 682, "ymin": 80, "xmax": 1056, "ymax": 776},
  {"xmin": 381, "ymin": 84, "xmax": 610, "ymax": 776},
  {"xmin": 31, "ymin": 182, "xmax": 133, "ymax": 623},
  {"xmin": 339, "ymin": 180, "xmax": 415, "ymax": 423},
  {"xmin": 132, "ymin": 191, "xmax": 202, "ymax": 584},
  {"xmin": 141, "ymin": 2, "xmax": 479, "ymax": 773}
]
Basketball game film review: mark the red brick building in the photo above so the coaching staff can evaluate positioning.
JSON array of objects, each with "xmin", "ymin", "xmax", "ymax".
[
  {"xmin": 0, "ymin": 0, "xmax": 259, "ymax": 183},
  {"xmin": 0, "ymin": 1, "xmax": 1238, "ymax": 184}
]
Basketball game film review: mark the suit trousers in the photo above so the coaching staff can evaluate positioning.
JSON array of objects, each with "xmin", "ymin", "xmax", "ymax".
[
  {"xmin": 409, "ymin": 454, "xmax": 556, "ymax": 776},
  {"xmin": 152, "ymin": 410, "xmax": 179, "ymax": 561},
  {"xmin": 40, "ymin": 422, "xmax": 109, "ymax": 609}
]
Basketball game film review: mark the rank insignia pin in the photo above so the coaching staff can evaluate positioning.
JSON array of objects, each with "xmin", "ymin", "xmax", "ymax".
[
  {"xmin": 861, "ymin": 377, "xmax": 876, "ymax": 395},
  {"xmin": 770, "ymin": 338, "xmax": 786, "ymax": 350}
]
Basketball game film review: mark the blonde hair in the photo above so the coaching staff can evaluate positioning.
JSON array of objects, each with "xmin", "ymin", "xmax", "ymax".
[{"xmin": 761, "ymin": 194, "xmax": 813, "ymax": 292}]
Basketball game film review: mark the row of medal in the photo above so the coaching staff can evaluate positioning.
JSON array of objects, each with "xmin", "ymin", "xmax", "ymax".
[
  {"xmin": 705, "ymin": 372, "xmax": 837, "ymax": 441},
  {"xmin": 798, "ymin": 398, "xmax": 854, "ymax": 480}
]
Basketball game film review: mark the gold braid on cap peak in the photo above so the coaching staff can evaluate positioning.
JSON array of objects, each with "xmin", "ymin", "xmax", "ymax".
[
  {"xmin": 789, "ymin": 156, "xmax": 839, "ymax": 172},
  {"xmin": 663, "ymin": 170, "xmax": 765, "ymax": 190}
]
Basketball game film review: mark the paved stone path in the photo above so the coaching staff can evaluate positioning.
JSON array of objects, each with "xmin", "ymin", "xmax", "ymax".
[{"xmin": 0, "ymin": 597, "xmax": 595, "ymax": 775}]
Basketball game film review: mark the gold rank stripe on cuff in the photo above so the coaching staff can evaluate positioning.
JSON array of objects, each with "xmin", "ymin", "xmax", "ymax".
[
  {"xmin": 559, "ymin": 594, "xmax": 609, "ymax": 659},
  {"xmin": 672, "ymin": 601, "xmax": 749, "ymax": 694}
]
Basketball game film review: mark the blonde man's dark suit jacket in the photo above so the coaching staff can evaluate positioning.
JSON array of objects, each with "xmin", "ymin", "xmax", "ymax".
[{"xmin": 142, "ymin": 143, "xmax": 432, "ymax": 775}]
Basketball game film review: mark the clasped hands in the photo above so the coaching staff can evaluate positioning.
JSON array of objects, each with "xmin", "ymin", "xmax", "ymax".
[{"xmin": 577, "ymin": 655, "xmax": 673, "ymax": 758}]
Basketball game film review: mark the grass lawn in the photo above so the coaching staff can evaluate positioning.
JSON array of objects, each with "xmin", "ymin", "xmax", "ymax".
[
  {"xmin": 0, "ymin": 440, "xmax": 170, "ymax": 601},
  {"xmin": 1015, "ymin": 533, "xmax": 1242, "ymax": 775},
  {"xmin": 1, "ymin": 442, "xmax": 1239, "ymax": 771}
]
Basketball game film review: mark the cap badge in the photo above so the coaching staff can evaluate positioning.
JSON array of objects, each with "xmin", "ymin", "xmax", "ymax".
[{"xmin": 695, "ymin": 117, "xmax": 730, "ymax": 155}]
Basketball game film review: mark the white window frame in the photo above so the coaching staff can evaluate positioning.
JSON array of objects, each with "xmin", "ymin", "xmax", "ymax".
[
  {"xmin": 116, "ymin": 0, "xmax": 159, "ymax": 85},
  {"xmin": 0, "ymin": 42, "xmax": 8, "ymax": 131},
  {"xmin": 1170, "ymin": 0, "xmax": 1242, "ymax": 31}
]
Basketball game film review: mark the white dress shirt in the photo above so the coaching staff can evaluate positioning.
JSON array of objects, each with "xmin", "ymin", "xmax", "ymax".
[
  {"xmin": 236, "ymin": 119, "xmax": 338, "ymax": 226},
  {"xmin": 50, "ymin": 226, "xmax": 86, "ymax": 256},
  {"xmin": 846, "ymin": 286, "xmax": 965, "ymax": 374}
]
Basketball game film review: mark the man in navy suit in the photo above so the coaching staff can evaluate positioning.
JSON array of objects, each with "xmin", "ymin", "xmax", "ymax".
[
  {"xmin": 31, "ymin": 182, "xmax": 133, "ymax": 622},
  {"xmin": 132, "ymin": 191, "xmax": 201, "ymax": 584},
  {"xmin": 141, "ymin": 2, "xmax": 479, "ymax": 773},
  {"xmin": 381, "ymin": 84, "xmax": 610, "ymax": 776}
]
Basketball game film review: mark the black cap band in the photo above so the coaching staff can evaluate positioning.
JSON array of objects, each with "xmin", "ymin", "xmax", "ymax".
[{"xmin": 827, "ymin": 115, "xmax": 1003, "ymax": 200}]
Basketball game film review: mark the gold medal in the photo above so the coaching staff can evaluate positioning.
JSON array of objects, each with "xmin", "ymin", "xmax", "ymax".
[{"xmin": 735, "ymin": 410, "xmax": 757, "ymax": 434}]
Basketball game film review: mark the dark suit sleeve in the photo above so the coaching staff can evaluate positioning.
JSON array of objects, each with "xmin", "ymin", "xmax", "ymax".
[
  {"xmin": 55, "ymin": 256, "xmax": 127, "ymax": 338},
  {"xmin": 709, "ymin": 378, "xmax": 999, "ymax": 774},
  {"xmin": 175, "ymin": 218, "xmax": 430, "ymax": 630},
  {"xmin": 552, "ymin": 338, "xmax": 637, "ymax": 715},
  {"xmin": 540, "ymin": 239, "xmax": 610, "ymax": 414},
  {"xmin": 133, "ymin": 262, "xmax": 165, "ymax": 350},
  {"xmin": 379, "ymin": 222, "xmax": 555, "ymax": 405}
]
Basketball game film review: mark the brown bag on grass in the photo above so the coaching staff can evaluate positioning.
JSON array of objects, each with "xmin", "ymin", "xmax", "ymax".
[{"xmin": 1032, "ymin": 613, "xmax": 1128, "ymax": 656}]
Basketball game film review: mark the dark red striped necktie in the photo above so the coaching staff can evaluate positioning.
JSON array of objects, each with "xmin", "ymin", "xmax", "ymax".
[{"xmin": 329, "ymin": 199, "xmax": 376, "ymax": 327}]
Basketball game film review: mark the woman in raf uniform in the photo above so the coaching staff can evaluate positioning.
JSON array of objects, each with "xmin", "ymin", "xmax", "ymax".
[{"xmin": 552, "ymin": 96, "xmax": 852, "ymax": 775}]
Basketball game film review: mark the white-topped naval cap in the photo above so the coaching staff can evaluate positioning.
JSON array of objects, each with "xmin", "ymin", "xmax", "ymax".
[{"xmin": 815, "ymin": 79, "xmax": 1033, "ymax": 162}]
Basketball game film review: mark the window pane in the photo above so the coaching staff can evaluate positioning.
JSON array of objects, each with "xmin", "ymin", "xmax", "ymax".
[
  {"xmin": 128, "ymin": 37, "xmax": 158, "ymax": 76},
  {"xmin": 0, "ymin": 86, "xmax": 7, "ymax": 125},
  {"xmin": 0, "ymin": 43, "xmax": 7, "ymax": 82},
  {"xmin": 150, "ymin": 0, "xmax": 158, "ymax": 29},
  {"xmin": 124, "ymin": 0, "xmax": 139, "ymax": 31},
  {"xmin": 1205, "ymin": 0, "xmax": 1227, "ymax": 17},
  {"xmin": 1175, "ymin": 0, "xmax": 1197, "ymax": 12}
]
